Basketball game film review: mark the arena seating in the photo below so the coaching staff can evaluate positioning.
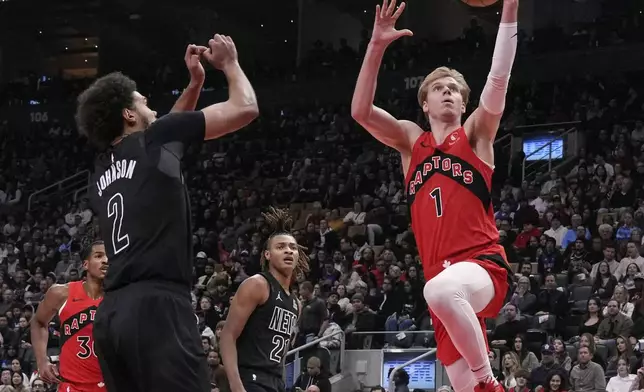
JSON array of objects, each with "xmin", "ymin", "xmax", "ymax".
[{"xmin": 2, "ymin": 11, "xmax": 644, "ymax": 391}]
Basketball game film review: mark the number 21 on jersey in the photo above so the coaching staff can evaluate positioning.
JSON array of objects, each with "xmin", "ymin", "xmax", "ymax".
[
  {"xmin": 107, "ymin": 193, "xmax": 130, "ymax": 254},
  {"xmin": 269, "ymin": 335, "xmax": 289, "ymax": 363},
  {"xmin": 430, "ymin": 187, "xmax": 443, "ymax": 217}
]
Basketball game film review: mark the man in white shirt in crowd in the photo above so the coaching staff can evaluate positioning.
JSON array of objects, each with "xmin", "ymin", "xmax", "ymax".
[{"xmin": 614, "ymin": 241, "xmax": 644, "ymax": 280}]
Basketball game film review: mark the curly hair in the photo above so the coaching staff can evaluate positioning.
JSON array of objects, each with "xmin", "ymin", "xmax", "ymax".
[
  {"xmin": 260, "ymin": 207, "xmax": 310, "ymax": 277},
  {"xmin": 75, "ymin": 72, "xmax": 137, "ymax": 150}
]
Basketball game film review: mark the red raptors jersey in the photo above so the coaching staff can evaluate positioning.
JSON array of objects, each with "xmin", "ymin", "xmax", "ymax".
[
  {"xmin": 58, "ymin": 281, "xmax": 103, "ymax": 385},
  {"xmin": 404, "ymin": 127, "xmax": 508, "ymax": 281}
]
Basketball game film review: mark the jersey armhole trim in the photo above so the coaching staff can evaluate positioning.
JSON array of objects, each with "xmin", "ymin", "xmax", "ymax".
[
  {"xmin": 256, "ymin": 273, "xmax": 273, "ymax": 308},
  {"xmin": 58, "ymin": 300, "xmax": 68, "ymax": 317},
  {"xmin": 404, "ymin": 132, "xmax": 426, "ymax": 184}
]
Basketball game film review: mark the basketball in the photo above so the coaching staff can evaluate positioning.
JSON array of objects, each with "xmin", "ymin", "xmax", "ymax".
[{"xmin": 460, "ymin": 0, "xmax": 499, "ymax": 7}]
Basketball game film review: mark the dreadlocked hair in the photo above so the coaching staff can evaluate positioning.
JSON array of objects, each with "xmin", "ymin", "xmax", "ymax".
[{"xmin": 260, "ymin": 207, "xmax": 310, "ymax": 277}]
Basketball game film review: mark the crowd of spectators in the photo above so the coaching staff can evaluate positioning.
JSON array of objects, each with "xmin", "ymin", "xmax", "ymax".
[{"xmin": 0, "ymin": 10, "xmax": 644, "ymax": 392}]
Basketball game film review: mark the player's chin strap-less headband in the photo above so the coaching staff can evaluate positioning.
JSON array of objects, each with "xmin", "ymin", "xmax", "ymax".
[{"xmin": 480, "ymin": 22, "xmax": 518, "ymax": 116}]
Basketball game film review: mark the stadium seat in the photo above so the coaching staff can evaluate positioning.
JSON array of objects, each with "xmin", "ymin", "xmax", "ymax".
[{"xmin": 571, "ymin": 286, "xmax": 593, "ymax": 302}]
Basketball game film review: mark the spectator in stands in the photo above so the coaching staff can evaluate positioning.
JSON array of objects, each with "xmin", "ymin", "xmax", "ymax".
[
  {"xmin": 516, "ymin": 222, "xmax": 542, "ymax": 250},
  {"xmin": 513, "ymin": 334, "xmax": 540, "ymax": 372},
  {"xmin": 509, "ymin": 369, "xmax": 531, "ymax": 392},
  {"xmin": 388, "ymin": 368, "xmax": 410, "ymax": 392},
  {"xmin": 605, "ymin": 285, "xmax": 635, "ymax": 318},
  {"xmin": 292, "ymin": 357, "xmax": 331, "ymax": 392},
  {"xmin": 544, "ymin": 216, "xmax": 567, "ymax": 248},
  {"xmin": 30, "ymin": 378, "xmax": 45, "ymax": 392},
  {"xmin": 511, "ymin": 276, "xmax": 537, "ymax": 315},
  {"xmin": 590, "ymin": 261, "xmax": 618, "ymax": 300},
  {"xmin": 530, "ymin": 344, "xmax": 568, "ymax": 390},
  {"xmin": 552, "ymin": 338, "xmax": 572, "ymax": 373},
  {"xmin": 539, "ymin": 372, "xmax": 567, "ymax": 392},
  {"xmin": 606, "ymin": 357, "xmax": 636, "ymax": 392},
  {"xmin": 569, "ymin": 346, "xmax": 606, "ymax": 391},
  {"xmin": 491, "ymin": 303, "xmax": 528, "ymax": 351},
  {"xmin": 578, "ymin": 333, "xmax": 606, "ymax": 368},
  {"xmin": 534, "ymin": 274, "xmax": 568, "ymax": 333},
  {"xmin": 345, "ymin": 293, "xmax": 376, "ymax": 349},
  {"xmin": 615, "ymin": 242, "xmax": 644, "ymax": 280},
  {"xmin": 605, "ymin": 335, "xmax": 638, "ymax": 377},
  {"xmin": 501, "ymin": 351, "xmax": 522, "ymax": 389},
  {"xmin": 298, "ymin": 281, "xmax": 328, "ymax": 345},
  {"xmin": 537, "ymin": 237, "xmax": 564, "ymax": 276}
]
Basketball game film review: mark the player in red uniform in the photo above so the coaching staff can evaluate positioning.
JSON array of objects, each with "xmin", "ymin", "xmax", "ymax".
[
  {"xmin": 352, "ymin": 0, "xmax": 518, "ymax": 391},
  {"xmin": 31, "ymin": 240, "xmax": 108, "ymax": 392}
]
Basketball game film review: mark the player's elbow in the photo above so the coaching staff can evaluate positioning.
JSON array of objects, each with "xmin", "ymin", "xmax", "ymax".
[{"xmin": 350, "ymin": 104, "xmax": 370, "ymax": 123}]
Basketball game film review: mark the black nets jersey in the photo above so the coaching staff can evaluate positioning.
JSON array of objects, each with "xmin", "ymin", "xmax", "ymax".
[
  {"xmin": 237, "ymin": 272, "xmax": 299, "ymax": 379},
  {"xmin": 89, "ymin": 112, "xmax": 205, "ymax": 292}
]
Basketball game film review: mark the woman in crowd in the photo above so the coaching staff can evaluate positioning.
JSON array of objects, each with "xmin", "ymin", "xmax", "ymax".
[
  {"xmin": 537, "ymin": 371, "xmax": 567, "ymax": 392},
  {"xmin": 552, "ymin": 338, "xmax": 571, "ymax": 373},
  {"xmin": 605, "ymin": 358, "xmax": 637, "ymax": 392},
  {"xmin": 591, "ymin": 261, "xmax": 618, "ymax": 301},
  {"xmin": 513, "ymin": 334, "xmax": 540, "ymax": 372},
  {"xmin": 606, "ymin": 335, "xmax": 638, "ymax": 377},
  {"xmin": 578, "ymin": 297, "xmax": 602, "ymax": 336},
  {"xmin": 501, "ymin": 351, "xmax": 522, "ymax": 389}
]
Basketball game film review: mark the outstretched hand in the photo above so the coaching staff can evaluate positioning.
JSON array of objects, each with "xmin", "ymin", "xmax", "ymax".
[{"xmin": 371, "ymin": 0, "xmax": 413, "ymax": 46}]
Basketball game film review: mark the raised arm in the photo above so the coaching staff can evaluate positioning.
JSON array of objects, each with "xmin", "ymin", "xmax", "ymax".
[
  {"xmin": 171, "ymin": 44, "xmax": 207, "ymax": 113},
  {"xmin": 466, "ymin": 0, "xmax": 518, "ymax": 143},
  {"xmin": 219, "ymin": 275, "xmax": 269, "ymax": 392},
  {"xmin": 31, "ymin": 284, "xmax": 68, "ymax": 384},
  {"xmin": 200, "ymin": 34, "xmax": 259, "ymax": 141},
  {"xmin": 351, "ymin": 0, "xmax": 418, "ymax": 154}
]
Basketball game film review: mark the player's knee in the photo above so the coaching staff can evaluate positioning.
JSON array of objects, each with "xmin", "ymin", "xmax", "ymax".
[{"xmin": 423, "ymin": 278, "xmax": 464, "ymax": 312}]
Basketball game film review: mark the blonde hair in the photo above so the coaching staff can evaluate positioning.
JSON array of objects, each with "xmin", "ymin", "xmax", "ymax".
[
  {"xmin": 502, "ymin": 351, "xmax": 521, "ymax": 374},
  {"xmin": 417, "ymin": 66, "xmax": 471, "ymax": 107}
]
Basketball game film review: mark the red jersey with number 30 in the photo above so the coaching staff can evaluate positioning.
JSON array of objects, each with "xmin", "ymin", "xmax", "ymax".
[
  {"xmin": 404, "ymin": 127, "xmax": 508, "ymax": 281},
  {"xmin": 58, "ymin": 281, "xmax": 103, "ymax": 385}
]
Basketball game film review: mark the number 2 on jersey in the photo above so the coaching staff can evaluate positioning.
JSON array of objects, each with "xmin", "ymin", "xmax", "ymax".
[
  {"xmin": 269, "ymin": 335, "xmax": 289, "ymax": 363},
  {"xmin": 430, "ymin": 187, "xmax": 443, "ymax": 217},
  {"xmin": 107, "ymin": 193, "xmax": 130, "ymax": 254}
]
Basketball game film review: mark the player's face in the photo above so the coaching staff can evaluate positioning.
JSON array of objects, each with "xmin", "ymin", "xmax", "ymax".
[
  {"xmin": 129, "ymin": 91, "xmax": 157, "ymax": 129},
  {"xmin": 265, "ymin": 235, "xmax": 298, "ymax": 273},
  {"xmin": 422, "ymin": 76, "xmax": 466, "ymax": 121},
  {"xmin": 83, "ymin": 243, "xmax": 108, "ymax": 280}
]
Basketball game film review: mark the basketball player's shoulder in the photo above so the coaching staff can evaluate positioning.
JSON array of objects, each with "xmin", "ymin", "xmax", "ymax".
[
  {"xmin": 399, "ymin": 120, "xmax": 424, "ymax": 146},
  {"xmin": 45, "ymin": 283, "xmax": 69, "ymax": 300},
  {"xmin": 237, "ymin": 274, "xmax": 270, "ymax": 304}
]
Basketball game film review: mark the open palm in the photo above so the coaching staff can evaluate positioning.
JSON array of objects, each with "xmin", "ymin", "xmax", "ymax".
[{"xmin": 371, "ymin": 0, "xmax": 413, "ymax": 45}]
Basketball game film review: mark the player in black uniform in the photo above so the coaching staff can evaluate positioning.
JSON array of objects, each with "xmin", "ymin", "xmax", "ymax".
[
  {"xmin": 74, "ymin": 35, "xmax": 259, "ymax": 392},
  {"xmin": 220, "ymin": 207, "xmax": 310, "ymax": 392}
]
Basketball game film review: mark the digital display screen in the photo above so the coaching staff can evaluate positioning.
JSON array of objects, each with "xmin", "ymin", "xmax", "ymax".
[
  {"xmin": 382, "ymin": 359, "xmax": 436, "ymax": 390},
  {"xmin": 523, "ymin": 136, "xmax": 564, "ymax": 161}
]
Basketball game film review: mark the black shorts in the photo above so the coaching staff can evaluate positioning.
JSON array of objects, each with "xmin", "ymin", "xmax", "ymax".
[
  {"xmin": 93, "ymin": 281, "xmax": 209, "ymax": 392},
  {"xmin": 240, "ymin": 368, "xmax": 285, "ymax": 392}
]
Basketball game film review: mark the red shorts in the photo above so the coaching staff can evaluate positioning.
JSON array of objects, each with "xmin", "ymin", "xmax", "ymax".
[
  {"xmin": 429, "ymin": 257, "xmax": 509, "ymax": 366},
  {"xmin": 58, "ymin": 381, "xmax": 107, "ymax": 392}
]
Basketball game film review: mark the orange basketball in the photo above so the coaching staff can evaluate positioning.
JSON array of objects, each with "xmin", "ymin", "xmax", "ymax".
[{"xmin": 461, "ymin": 0, "xmax": 499, "ymax": 7}]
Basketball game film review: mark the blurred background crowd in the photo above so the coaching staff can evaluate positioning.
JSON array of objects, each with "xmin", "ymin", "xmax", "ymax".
[{"xmin": 1, "ymin": 0, "xmax": 644, "ymax": 391}]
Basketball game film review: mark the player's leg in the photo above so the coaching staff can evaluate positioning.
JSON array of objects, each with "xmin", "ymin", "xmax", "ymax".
[
  {"xmin": 94, "ymin": 299, "xmax": 136, "ymax": 392},
  {"xmin": 423, "ymin": 262, "xmax": 496, "ymax": 384},
  {"xmin": 123, "ymin": 290, "xmax": 210, "ymax": 392},
  {"xmin": 445, "ymin": 358, "xmax": 477, "ymax": 392}
]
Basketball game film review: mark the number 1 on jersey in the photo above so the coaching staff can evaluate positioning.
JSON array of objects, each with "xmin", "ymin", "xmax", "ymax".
[
  {"xmin": 107, "ymin": 193, "xmax": 130, "ymax": 254},
  {"xmin": 430, "ymin": 187, "xmax": 443, "ymax": 217}
]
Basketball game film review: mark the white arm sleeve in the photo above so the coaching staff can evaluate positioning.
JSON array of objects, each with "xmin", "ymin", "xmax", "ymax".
[{"xmin": 480, "ymin": 22, "xmax": 518, "ymax": 115}]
